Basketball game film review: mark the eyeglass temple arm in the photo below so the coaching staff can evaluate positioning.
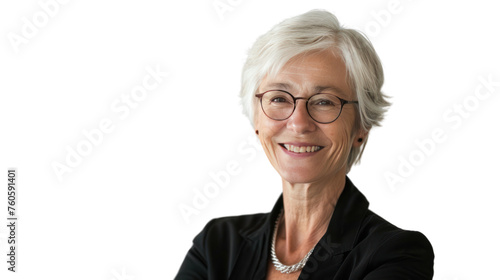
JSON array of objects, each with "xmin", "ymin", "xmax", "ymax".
[{"xmin": 343, "ymin": 100, "xmax": 359, "ymax": 105}]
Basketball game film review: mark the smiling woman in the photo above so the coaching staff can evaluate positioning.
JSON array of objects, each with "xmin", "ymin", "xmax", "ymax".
[
  {"xmin": 176, "ymin": 9, "xmax": 433, "ymax": 279},
  {"xmin": 254, "ymin": 51, "xmax": 363, "ymax": 185}
]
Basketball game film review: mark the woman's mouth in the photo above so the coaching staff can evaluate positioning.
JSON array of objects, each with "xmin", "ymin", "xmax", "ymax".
[{"xmin": 279, "ymin": 144, "xmax": 324, "ymax": 154}]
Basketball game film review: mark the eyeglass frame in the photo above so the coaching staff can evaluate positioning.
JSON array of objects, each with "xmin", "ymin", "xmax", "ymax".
[{"xmin": 255, "ymin": 89, "xmax": 359, "ymax": 124}]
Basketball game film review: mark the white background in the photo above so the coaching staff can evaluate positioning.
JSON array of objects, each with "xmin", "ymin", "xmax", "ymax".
[{"xmin": 1, "ymin": 0, "xmax": 499, "ymax": 279}]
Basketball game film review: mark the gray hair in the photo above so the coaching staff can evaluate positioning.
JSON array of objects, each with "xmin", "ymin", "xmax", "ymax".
[{"xmin": 239, "ymin": 9, "xmax": 391, "ymax": 172}]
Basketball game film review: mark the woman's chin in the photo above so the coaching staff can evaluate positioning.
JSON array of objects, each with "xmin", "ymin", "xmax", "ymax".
[
  {"xmin": 279, "ymin": 170, "xmax": 321, "ymax": 185},
  {"xmin": 277, "ymin": 163, "xmax": 344, "ymax": 185}
]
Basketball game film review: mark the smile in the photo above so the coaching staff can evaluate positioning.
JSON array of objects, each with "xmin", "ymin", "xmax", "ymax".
[{"xmin": 280, "ymin": 144, "xmax": 324, "ymax": 153}]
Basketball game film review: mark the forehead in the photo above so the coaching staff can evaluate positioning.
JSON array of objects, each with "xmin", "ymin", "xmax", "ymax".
[{"xmin": 260, "ymin": 50, "xmax": 353, "ymax": 99}]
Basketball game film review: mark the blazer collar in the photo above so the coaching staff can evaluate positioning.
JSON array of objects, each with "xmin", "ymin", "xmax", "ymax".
[{"xmin": 245, "ymin": 176, "xmax": 369, "ymax": 255}]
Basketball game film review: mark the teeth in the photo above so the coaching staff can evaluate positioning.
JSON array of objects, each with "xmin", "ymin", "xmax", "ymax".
[{"xmin": 283, "ymin": 144, "xmax": 322, "ymax": 153}]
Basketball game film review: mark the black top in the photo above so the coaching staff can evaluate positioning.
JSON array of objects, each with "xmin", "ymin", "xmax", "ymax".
[{"xmin": 175, "ymin": 177, "xmax": 434, "ymax": 279}]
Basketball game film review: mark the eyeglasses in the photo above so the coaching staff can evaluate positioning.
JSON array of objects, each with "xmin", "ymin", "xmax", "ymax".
[{"xmin": 255, "ymin": 90, "xmax": 358, "ymax": 124}]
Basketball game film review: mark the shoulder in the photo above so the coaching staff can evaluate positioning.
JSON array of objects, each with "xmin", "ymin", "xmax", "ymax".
[
  {"xmin": 193, "ymin": 212, "xmax": 269, "ymax": 251},
  {"xmin": 350, "ymin": 210, "xmax": 434, "ymax": 278},
  {"xmin": 199, "ymin": 212, "xmax": 268, "ymax": 238},
  {"xmin": 176, "ymin": 213, "xmax": 271, "ymax": 279},
  {"xmin": 359, "ymin": 210, "xmax": 433, "ymax": 248}
]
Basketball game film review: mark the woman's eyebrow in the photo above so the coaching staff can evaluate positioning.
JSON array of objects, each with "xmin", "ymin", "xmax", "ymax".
[
  {"xmin": 314, "ymin": 85, "xmax": 351, "ymax": 99},
  {"xmin": 263, "ymin": 83, "xmax": 349, "ymax": 98},
  {"xmin": 265, "ymin": 82, "xmax": 292, "ymax": 90},
  {"xmin": 314, "ymin": 85, "xmax": 345, "ymax": 94}
]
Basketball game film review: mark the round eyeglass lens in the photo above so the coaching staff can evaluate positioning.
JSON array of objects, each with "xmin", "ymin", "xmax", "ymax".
[
  {"xmin": 307, "ymin": 94, "xmax": 343, "ymax": 123},
  {"xmin": 260, "ymin": 91, "xmax": 295, "ymax": 120}
]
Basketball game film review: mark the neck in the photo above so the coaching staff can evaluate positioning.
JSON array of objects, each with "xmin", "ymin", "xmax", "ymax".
[{"xmin": 279, "ymin": 173, "xmax": 346, "ymax": 253}]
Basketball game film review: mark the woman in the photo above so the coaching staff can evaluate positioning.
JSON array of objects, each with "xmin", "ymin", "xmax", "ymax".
[{"xmin": 176, "ymin": 10, "xmax": 434, "ymax": 279}]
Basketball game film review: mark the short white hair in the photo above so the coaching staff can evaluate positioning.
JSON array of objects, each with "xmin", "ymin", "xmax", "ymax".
[{"xmin": 239, "ymin": 9, "xmax": 390, "ymax": 172}]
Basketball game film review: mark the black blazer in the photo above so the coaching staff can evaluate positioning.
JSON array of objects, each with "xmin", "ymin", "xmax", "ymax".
[{"xmin": 176, "ymin": 177, "xmax": 434, "ymax": 279}]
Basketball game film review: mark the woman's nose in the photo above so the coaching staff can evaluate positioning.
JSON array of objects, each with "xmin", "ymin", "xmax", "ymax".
[{"xmin": 286, "ymin": 100, "xmax": 316, "ymax": 133}]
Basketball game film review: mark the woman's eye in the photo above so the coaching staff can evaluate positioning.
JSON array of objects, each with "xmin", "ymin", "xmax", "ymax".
[
  {"xmin": 271, "ymin": 97, "xmax": 288, "ymax": 103},
  {"xmin": 315, "ymin": 99, "xmax": 335, "ymax": 106}
]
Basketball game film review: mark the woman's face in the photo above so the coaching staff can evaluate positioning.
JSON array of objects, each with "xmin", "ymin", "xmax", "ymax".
[{"xmin": 254, "ymin": 50, "xmax": 366, "ymax": 184}]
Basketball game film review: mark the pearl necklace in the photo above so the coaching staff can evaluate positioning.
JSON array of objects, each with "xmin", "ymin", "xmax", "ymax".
[{"xmin": 270, "ymin": 210, "xmax": 315, "ymax": 274}]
